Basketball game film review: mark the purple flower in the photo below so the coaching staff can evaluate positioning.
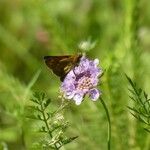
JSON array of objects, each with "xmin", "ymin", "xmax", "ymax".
[{"xmin": 61, "ymin": 56, "xmax": 102, "ymax": 105}]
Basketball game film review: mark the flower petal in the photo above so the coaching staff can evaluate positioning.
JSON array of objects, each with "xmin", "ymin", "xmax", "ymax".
[
  {"xmin": 60, "ymin": 55, "xmax": 102, "ymax": 105},
  {"xmin": 63, "ymin": 89, "xmax": 75, "ymax": 99},
  {"xmin": 64, "ymin": 70, "xmax": 76, "ymax": 80},
  {"xmin": 91, "ymin": 78, "xmax": 99, "ymax": 86},
  {"xmin": 73, "ymin": 93, "xmax": 84, "ymax": 105},
  {"xmin": 61, "ymin": 82, "xmax": 75, "ymax": 93},
  {"xmin": 79, "ymin": 57, "xmax": 90, "ymax": 71},
  {"xmin": 89, "ymin": 88, "xmax": 101, "ymax": 101}
]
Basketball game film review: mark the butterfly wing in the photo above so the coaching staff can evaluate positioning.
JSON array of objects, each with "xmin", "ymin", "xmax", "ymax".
[{"xmin": 44, "ymin": 55, "xmax": 82, "ymax": 81}]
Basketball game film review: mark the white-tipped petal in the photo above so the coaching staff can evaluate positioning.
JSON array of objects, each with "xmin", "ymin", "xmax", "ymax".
[
  {"xmin": 73, "ymin": 93, "xmax": 83, "ymax": 105},
  {"xmin": 89, "ymin": 88, "xmax": 101, "ymax": 101}
]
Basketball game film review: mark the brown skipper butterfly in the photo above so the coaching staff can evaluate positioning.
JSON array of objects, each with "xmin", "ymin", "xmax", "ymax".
[{"xmin": 44, "ymin": 54, "xmax": 82, "ymax": 81}]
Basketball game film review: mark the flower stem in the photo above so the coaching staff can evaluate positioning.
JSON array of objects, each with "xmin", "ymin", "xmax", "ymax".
[
  {"xmin": 40, "ymin": 103, "xmax": 58, "ymax": 150},
  {"xmin": 100, "ymin": 98, "xmax": 111, "ymax": 150}
]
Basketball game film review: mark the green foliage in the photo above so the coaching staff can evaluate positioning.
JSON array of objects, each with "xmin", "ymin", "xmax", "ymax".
[
  {"xmin": 0, "ymin": 0, "xmax": 150, "ymax": 149},
  {"xmin": 27, "ymin": 92, "xmax": 77, "ymax": 149},
  {"xmin": 126, "ymin": 75, "xmax": 150, "ymax": 132}
]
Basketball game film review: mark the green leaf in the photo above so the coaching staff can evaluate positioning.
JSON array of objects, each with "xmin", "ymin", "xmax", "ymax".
[
  {"xmin": 41, "ymin": 92, "xmax": 46, "ymax": 100},
  {"xmin": 62, "ymin": 136, "xmax": 78, "ymax": 145},
  {"xmin": 30, "ymin": 98, "xmax": 40, "ymax": 104},
  {"xmin": 37, "ymin": 114, "xmax": 43, "ymax": 121},
  {"xmin": 44, "ymin": 98, "xmax": 51, "ymax": 109}
]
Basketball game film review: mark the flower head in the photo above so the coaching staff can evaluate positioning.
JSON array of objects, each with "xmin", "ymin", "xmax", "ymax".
[{"xmin": 61, "ymin": 56, "xmax": 102, "ymax": 105}]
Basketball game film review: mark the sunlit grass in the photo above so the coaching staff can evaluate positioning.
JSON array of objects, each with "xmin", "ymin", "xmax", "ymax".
[{"xmin": 0, "ymin": 0, "xmax": 150, "ymax": 149}]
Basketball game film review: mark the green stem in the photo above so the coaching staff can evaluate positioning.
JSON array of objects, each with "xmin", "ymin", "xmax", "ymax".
[
  {"xmin": 100, "ymin": 98, "xmax": 111, "ymax": 150},
  {"xmin": 41, "ymin": 103, "xmax": 58, "ymax": 150}
]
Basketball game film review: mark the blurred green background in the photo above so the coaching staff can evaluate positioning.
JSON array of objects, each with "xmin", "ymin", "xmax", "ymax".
[{"xmin": 0, "ymin": 0, "xmax": 150, "ymax": 149}]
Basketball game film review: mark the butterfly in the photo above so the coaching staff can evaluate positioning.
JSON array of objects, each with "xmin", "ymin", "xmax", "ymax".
[{"xmin": 44, "ymin": 54, "xmax": 82, "ymax": 81}]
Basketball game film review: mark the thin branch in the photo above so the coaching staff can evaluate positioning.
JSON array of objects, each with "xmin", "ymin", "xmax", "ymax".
[
  {"xmin": 100, "ymin": 98, "xmax": 111, "ymax": 150},
  {"xmin": 40, "ymin": 102, "xmax": 58, "ymax": 150}
]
